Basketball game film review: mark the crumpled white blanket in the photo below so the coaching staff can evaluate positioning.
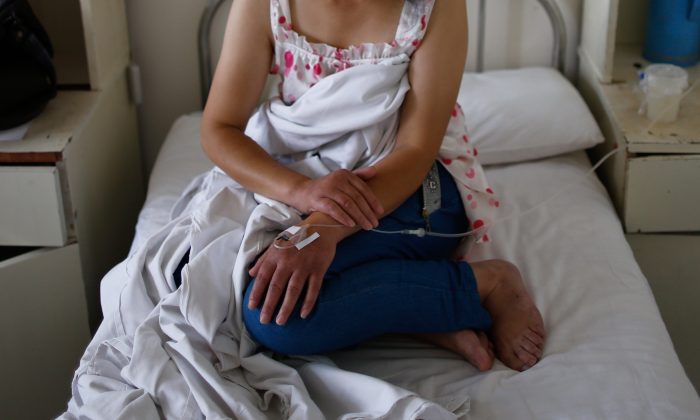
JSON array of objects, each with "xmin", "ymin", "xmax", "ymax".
[{"xmin": 62, "ymin": 55, "xmax": 477, "ymax": 419}]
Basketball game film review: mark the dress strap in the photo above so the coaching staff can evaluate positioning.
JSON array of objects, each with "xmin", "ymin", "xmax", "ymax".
[
  {"xmin": 395, "ymin": 0, "xmax": 436, "ymax": 52},
  {"xmin": 271, "ymin": 0, "xmax": 292, "ymax": 32}
]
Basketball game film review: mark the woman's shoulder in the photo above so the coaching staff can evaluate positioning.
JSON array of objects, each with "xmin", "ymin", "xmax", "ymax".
[
  {"xmin": 229, "ymin": 0, "xmax": 273, "ymax": 43},
  {"xmin": 231, "ymin": 0, "xmax": 272, "ymax": 26},
  {"xmin": 417, "ymin": 0, "xmax": 466, "ymax": 43}
]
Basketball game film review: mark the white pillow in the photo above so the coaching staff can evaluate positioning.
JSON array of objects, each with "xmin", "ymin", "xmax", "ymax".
[{"xmin": 457, "ymin": 67, "xmax": 604, "ymax": 165}]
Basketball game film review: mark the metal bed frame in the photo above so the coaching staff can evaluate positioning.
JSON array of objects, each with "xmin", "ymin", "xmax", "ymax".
[{"xmin": 198, "ymin": 0, "xmax": 567, "ymax": 107}]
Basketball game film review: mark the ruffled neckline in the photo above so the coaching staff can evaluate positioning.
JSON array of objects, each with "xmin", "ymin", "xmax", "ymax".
[
  {"xmin": 279, "ymin": 28, "xmax": 406, "ymax": 62},
  {"xmin": 273, "ymin": 0, "xmax": 424, "ymax": 62}
]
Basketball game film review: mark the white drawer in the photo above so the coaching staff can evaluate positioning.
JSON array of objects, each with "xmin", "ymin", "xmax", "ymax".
[
  {"xmin": 0, "ymin": 244, "xmax": 90, "ymax": 419},
  {"xmin": 625, "ymin": 155, "xmax": 700, "ymax": 233},
  {"xmin": 0, "ymin": 166, "xmax": 69, "ymax": 246}
]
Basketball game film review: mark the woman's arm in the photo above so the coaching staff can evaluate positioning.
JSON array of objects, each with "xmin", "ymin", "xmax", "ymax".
[
  {"xmin": 201, "ymin": 0, "xmax": 382, "ymax": 229},
  {"xmin": 251, "ymin": 0, "xmax": 470, "ymax": 325},
  {"xmin": 201, "ymin": 0, "xmax": 289, "ymax": 196},
  {"xmin": 302, "ymin": 0, "xmax": 469, "ymax": 241}
]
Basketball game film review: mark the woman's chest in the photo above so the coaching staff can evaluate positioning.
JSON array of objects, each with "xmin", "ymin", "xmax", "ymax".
[{"xmin": 288, "ymin": 0, "xmax": 405, "ymax": 49}]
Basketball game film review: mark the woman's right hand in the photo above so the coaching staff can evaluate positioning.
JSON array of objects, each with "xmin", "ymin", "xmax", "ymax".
[{"xmin": 291, "ymin": 167, "xmax": 384, "ymax": 230}]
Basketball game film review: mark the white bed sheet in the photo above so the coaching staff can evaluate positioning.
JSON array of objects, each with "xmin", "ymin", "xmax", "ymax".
[{"xmin": 129, "ymin": 112, "xmax": 700, "ymax": 419}]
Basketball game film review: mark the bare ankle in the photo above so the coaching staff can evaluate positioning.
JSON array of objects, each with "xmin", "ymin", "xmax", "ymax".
[{"xmin": 470, "ymin": 259, "xmax": 518, "ymax": 302}]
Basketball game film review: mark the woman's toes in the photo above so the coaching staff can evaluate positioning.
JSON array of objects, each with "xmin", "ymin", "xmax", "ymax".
[
  {"xmin": 514, "ymin": 347, "xmax": 538, "ymax": 371},
  {"xmin": 477, "ymin": 331, "xmax": 491, "ymax": 350},
  {"xmin": 529, "ymin": 324, "xmax": 546, "ymax": 340},
  {"xmin": 520, "ymin": 361, "xmax": 535, "ymax": 371},
  {"xmin": 520, "ymin": 336, "xmax": 541, "ymax": 358},
  {"xmin": 466, "ymin": 346, "xmax": 493, "ymax": 372},
  {"xmin": 499, "ymin": 349, "xmax": 528, "ymax": 371},
  {"xmin": 525, "ymin": 330, "xmax": 544, "ymax": 350},
  {"xmin": 412, "ymin": 330, "xmax": 495, "ymax": 371},
  {"xmin": 459, "ymin": 331, "xmax": 494, "ymax": 371}
]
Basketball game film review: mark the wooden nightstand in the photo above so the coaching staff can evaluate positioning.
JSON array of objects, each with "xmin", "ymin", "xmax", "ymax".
[
  {"xmin": 0, "ymin": 0, "xmax": 144, "ymax": 417},
  {"xmin": 578, "ymin": 1, "xmax": 700, "ymax": 394},
  {"xmin": 580, "ymin": 45, "xmax": 700, "ymax": 232}
]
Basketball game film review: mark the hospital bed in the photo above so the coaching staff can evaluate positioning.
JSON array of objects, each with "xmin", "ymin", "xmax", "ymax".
[{"xmin": 120, "ymin": 0, "xmax": 700, "ymax": 418}]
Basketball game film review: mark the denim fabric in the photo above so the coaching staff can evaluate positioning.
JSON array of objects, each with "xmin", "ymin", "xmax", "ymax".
[{"xmin": 242, "ymin": 163, "xmax": 492, "ymax": 355}]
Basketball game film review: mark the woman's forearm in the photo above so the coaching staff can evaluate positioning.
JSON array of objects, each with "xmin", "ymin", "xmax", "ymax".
[
  {"xmin": 367, "ymin": 144, "xmax": 438, "ymax": 214},
  {"xmin": 203, "ymin": 121, "xmax": 385, "ymax": 229},
  {"xmin": 302, "ymin": 144, "xmax": 438, "ymax": 242},
  {"xmin": 201, "ymin": 122, "xmax": 310, "ymax": 207}
]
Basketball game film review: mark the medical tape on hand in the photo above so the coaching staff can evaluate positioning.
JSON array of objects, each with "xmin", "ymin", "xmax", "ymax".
[
  {"xmin": 294, "ymin": 232, "xmax": 320, "ymax": 250},
  {"xmin": 281, "ymin": 225, "xmax": 301, "ymax": 238},
  {"xmin": 274, "ymin": 225, "xmax": 320, "ymax": 250}
]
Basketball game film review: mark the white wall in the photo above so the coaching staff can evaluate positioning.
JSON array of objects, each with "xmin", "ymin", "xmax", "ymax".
[
  {"xmin": 125, "ymin": 0, "xmax": 581, "ymax": 178},
  {"xmin": 125, "ymin": 0, "xmax": 206, "ymax": 177},
  {"xmin": 467, "ymin": 0, "xmax": 581, "ymax": 76}
]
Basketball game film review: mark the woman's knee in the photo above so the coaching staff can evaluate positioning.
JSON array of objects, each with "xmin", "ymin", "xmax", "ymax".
[
  {"xmin": 242, "ymin": 280, "xmax": 268, "ymax": 341},
  {"xmin": 242, "ymin": 312, "xmax": 315, "ymax": 355},
  {"xmin": 242, "ymin": 281, "xmax": 272, "ymax": 341},
  {"xmin": 242, "ymin": 301, "xmax": 284, "ymax": 352},
  {"xmin": 242, "ymin": 279, "xmax": 307, "ymax": 354}
]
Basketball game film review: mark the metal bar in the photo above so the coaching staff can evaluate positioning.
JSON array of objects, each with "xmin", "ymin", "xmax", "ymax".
[
  {"xmin": 535, "ymin": 0, "xmax": 568, "ymax": 73},
  {"xmin": 477, "ymin": 0, "xmax": 487, "ymax": 73},
  {"xmin": 476, "ymin": 0, "xmax": 567, "ymax": 73},
  {"xmin": 198, "ymin": 0, "xmax": 226, "ymax": 108}
]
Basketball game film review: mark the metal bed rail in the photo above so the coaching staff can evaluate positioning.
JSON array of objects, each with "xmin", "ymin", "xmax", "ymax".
[{"xmin": 476, "ymin": 0, "xmax": 567, "ymax": 73}]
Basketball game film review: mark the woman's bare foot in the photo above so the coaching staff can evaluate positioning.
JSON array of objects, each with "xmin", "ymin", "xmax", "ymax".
[
  {"xmin": 472, "ymin": 260, "xmax": 546, "ymax": 371},
  {"xmin": 412, "ymin": 330, "xmax": 495, "ymax": 371}
]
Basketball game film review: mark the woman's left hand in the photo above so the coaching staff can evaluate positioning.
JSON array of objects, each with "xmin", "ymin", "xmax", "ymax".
[{"xmin": 247, "ymin": 229, "xmax": 337, "ymax": 325}]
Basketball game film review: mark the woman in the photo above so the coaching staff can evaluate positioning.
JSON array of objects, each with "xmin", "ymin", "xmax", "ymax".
[{"xmin": 200, "ymin": 0, "xmax": 545, "ymax": 372}]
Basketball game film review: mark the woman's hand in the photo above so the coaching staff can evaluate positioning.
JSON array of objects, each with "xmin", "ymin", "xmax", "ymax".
[
  {"xmin": 290, "ymin": 167, "xmax": 384, "ymax": 230},
  {"xmin": 247, "ymin": 230, "xmax": 337, "ymax": 325}
]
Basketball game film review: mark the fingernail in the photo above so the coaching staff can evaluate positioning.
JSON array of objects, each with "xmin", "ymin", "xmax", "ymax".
[
  {"xmin": 275, "ymin": 316, "xmax": 285, "ymax": 326},
  {"xmin": 300, "ymin": 310, "xmax": 308, "ymax": 319},
  {"xmin": 248, "ymin": 300, "xmax": 256, "ymax": 309},
  {"xmin": 260, "ymin": 313, "xmax": 269, "ymax": 324}
]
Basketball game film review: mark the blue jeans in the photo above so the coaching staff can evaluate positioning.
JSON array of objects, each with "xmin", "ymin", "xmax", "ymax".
[{"xmin": 242, "ymin": 163, "xmax": 492, "ymax": 355}]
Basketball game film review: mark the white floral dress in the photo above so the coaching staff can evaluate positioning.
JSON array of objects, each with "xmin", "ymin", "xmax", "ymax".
[{"xmin": 269, "ymin": 0, "xmax": 498, "ymax": 245}]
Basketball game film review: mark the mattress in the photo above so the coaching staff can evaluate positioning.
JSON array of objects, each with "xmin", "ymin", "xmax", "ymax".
[{"xmin": 129, "ymin": 112, "xmax": 700, "ymax": 419}]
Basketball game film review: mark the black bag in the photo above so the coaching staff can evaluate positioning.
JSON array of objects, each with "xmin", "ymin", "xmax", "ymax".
[{"xmin": 0, "ymin": 0, "xmax": 57, "ymax": 130}]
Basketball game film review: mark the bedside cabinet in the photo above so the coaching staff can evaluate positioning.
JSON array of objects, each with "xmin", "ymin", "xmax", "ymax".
[
  {"xmin": 578, "ymin": 2, "xmax": 700, "ymax": 393},
  {"xmin": 0, "ymin": 245, "xmax": 88, "ymax": 420},
  {"xmin": 580, "ymin": 45, "xmax": 700, "ymax": 234},
  {"xmin": 0, "ymin": 0, "xmax": 144, "ymax": 417},
  {"xmin": 0, "ymin": 82, "xmax": 144, "ymax": 419}
]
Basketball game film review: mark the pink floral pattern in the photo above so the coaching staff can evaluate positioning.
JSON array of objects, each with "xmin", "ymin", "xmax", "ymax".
[
  {"xmin": 438, "ymin": 102, "xmax": 498, "ymax": 244},
  {"xmin": 270, "ymin": 0, "xmax": 432, "ymax": 104},
  {"xmin": 269, "ymin": 0, "xmax": 497, "ymax": 246}
]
